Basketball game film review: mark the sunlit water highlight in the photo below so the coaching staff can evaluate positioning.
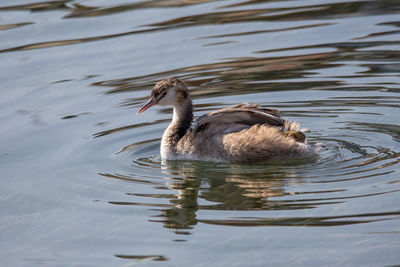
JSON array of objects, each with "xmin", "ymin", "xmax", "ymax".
[{"xmin": 0, "ymin": 0, "xmax": 399, "ymax": 266}]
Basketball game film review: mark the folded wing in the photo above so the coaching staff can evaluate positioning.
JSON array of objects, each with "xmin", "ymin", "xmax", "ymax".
[{"xmin": 191, "ymin": 103, "xmax": 285, "ymax": 137}]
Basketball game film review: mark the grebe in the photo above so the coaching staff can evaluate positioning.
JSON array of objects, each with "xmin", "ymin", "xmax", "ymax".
[{"xmin": 138, "ymin": 78, "xmax": 317, "ymax": 163}]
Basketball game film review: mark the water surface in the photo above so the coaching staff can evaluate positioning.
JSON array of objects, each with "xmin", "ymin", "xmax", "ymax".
[{"xmin": 1, "ymin": 0, "xmax": 400, "ymax": 266}]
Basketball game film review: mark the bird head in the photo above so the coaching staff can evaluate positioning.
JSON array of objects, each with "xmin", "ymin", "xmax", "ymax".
[{"xmin": 137, "ymin": 77, "xmax": 189, "ymax": 114}]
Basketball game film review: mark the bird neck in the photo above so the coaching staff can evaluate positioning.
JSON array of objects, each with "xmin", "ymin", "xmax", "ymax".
[{"xmin": 163, "ymin": 99, "xmax": 193, "ymax": 147}]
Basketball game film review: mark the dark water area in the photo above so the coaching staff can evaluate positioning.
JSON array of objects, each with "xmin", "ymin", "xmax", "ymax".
[{"xmin": 1, "ymin": 0, "xmax": 400, "ymax": 266}]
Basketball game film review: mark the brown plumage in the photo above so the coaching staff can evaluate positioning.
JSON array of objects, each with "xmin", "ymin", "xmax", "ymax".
[{"xmin": 138, "ymin": 78, "xmax": 317, "ymax": 163}]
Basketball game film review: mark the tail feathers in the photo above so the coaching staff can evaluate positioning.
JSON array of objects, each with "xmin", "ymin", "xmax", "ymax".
[{"xmin": 283, "ymin": 120, "xmax": 301, "ymax": 132}]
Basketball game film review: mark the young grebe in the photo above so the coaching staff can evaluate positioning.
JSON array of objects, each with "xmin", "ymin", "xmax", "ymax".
[{"xmin": 138, "ymin": 78, "xmax": 317, "ymax": 163}]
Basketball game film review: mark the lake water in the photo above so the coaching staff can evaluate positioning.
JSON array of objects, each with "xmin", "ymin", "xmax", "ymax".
[{"xmin": 1, "ymin": 0, "xmax": 400, "ymax": 266}]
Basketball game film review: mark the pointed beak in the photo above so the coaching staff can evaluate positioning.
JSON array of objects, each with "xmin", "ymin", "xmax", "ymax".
[{"xmin": 137, "ymin": 98, "xmax": 157, "ymax": 114}]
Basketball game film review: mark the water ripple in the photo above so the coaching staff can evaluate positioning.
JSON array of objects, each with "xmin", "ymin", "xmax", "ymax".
[{"xmin": 2, "ymin": 0, "xmax": 400, "ymax": 264}]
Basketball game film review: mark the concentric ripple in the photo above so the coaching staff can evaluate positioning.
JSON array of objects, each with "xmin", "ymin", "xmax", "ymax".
[{"xmin": 94, "ymin": 89, "xmax": 400, "ymax": 234}]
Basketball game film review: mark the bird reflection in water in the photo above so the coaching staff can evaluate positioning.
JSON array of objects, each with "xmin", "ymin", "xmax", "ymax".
[{"xmin": 147, "ymin": 160, "xmax": 304, "ymax": 235}]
